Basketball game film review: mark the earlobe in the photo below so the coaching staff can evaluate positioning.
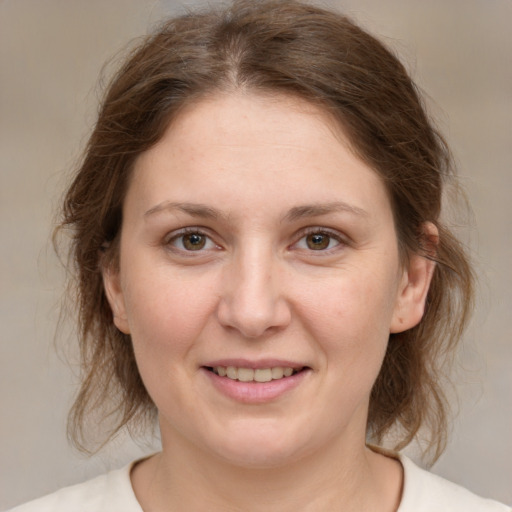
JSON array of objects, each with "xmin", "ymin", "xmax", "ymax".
[
  {"xmin": 390, "ymin": 223, "xmax": 438, "ymax": 333},
  {"xmin": 102, "ymin": 264, "xmax": 131, "ymax": 334}
]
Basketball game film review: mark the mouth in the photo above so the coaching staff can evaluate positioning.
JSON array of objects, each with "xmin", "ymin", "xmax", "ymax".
[
  {"xmin": 204, "ymin": 365, "xmax": 305, "ymax": 383},
  {"xmin": 202, "ymin": 363, "xmax": 311, "ymax": 403}
]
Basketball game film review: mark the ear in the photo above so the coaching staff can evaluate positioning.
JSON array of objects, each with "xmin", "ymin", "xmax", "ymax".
[
  {"xmin": 390, "ymin": 222, "xmax": 438, "ymax": 333},
  {"xmin": 102, "ymin": 263, "xmax": 131, "ymax": 334}
]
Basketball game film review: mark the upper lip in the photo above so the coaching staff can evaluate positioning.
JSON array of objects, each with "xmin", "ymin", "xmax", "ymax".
[{"xmin": 203, "ymin": 358, "xmax": 308, "ymax": 370}]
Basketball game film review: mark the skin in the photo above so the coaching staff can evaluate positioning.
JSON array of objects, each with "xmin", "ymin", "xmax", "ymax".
[{"xmin": 104, "ymin": 92, "xmax": 436, "ymax": 511}]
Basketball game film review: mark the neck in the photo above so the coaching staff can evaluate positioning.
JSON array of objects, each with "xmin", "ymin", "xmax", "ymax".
[{"xmin": 131, "ymin": 431, "xmax": 402, "ymax": 512}]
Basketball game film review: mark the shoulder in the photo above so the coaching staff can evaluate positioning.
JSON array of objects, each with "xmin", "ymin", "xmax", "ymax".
[
  {"xmin": 8, "ymin": 462, "xmax": 142, "ymax": 512},
  {"xmin": 398, "ymin": 454, "xmax": 511, "ymax": 512}
]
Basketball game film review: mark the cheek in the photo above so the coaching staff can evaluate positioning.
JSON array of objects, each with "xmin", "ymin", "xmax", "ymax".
[
  {"xmin": 121, "ymin": 268, "xmax": 222, "ymax": 415},
  {"xmin": 122, "ymin": 266, "xmax": 221, "ymax": 363},
  {"xmin": 296, "ymin": 262, "xmax": 399, "ymax": 366}
]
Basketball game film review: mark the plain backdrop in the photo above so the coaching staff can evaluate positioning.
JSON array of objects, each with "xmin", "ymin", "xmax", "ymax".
[{"xmin": 1, "ymin": 0, "xmax": 511, "ymax": 509}]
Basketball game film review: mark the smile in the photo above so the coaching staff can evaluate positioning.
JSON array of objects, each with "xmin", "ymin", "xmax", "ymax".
[
  {"xmin": 208, "ymin": 366, "xmax": 301, "ymax": 382},
  {"xmin": 203, "ymin": 365, "xmax": 310, "ymax": 403}
]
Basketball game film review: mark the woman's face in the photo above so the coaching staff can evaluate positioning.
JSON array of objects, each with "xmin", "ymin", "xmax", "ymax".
[{"xmin": 104, "ymin": 93, "xmax": 431, "ymax": 467}]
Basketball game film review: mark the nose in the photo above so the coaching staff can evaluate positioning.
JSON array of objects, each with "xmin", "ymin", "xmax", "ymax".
[{"xmin": 216, "ymin": 244, "xmax": 292, "ymax": 338}]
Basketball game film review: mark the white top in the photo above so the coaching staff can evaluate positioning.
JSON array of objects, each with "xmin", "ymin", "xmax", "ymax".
[
  {"xmin": 397, "ymin": 456, "xmax": 510, "ymax": 512},
  {"xmin": 9, "ymin": 455, "xmax": 511, "ymax": 511}
]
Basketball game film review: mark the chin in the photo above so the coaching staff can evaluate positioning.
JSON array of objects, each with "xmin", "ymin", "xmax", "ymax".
[{"xmin": 206, "ymin": 422, "xmax": 315, "ymax": 469}]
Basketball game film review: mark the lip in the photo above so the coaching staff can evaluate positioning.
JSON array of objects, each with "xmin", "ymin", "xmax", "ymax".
[
  {"xmin": 201, "ymin": 361, "xmax": 311, "ymax": 404},
  {"xmin": 203, "ymin": 358, "xmax": 306, "ymax": 370}
]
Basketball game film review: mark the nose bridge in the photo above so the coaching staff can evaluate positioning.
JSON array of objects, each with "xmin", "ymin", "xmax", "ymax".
[{"xmin": 217, "ymin": 238, "xmax": 290, "ymax": 338}]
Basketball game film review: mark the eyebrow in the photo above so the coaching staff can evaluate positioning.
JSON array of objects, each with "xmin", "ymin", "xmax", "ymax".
[
  {"xmin": 283, "ymin": 202, "xmax": 368, "ymax": 222},
  {"xmin": 144, "ymin": 200, "xmax": 368, "ymax": 222},
  {"xmin": 144, "ymin": 201, "xmax": 228, "ymax": 221}
]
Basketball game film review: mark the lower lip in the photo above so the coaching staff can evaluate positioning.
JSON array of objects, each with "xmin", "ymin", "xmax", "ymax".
[{"xmin": 202, "ymin": 368, "xmax": 310, "ymax": 403}]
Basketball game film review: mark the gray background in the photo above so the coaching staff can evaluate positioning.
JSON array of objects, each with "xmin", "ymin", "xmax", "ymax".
[{"xmin": 1, "ymin": 0, "xmax": 511, "ymax": 509}]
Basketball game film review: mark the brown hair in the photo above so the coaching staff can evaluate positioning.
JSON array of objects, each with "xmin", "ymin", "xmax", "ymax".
[{"xmin": 58, "ymin": 0, "xmax": 473, "ymax": 463}]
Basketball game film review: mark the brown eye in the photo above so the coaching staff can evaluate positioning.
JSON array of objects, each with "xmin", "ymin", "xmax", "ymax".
[
  {"xmin": 182, "ymin": 233, "xmax": 206, "ymax": 250},
  {"xmin": 167, "ymin": 229, "xmax": 219, "ymax": 254},
  {"xmin": 306, "ymin": 233, "xmax": 331, "ymax": 250}
]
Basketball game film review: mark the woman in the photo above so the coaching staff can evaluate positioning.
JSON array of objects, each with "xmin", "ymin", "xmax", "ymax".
[{"xmin": 10, "ymin": 1, "xmax": 510, "ymax": 510}]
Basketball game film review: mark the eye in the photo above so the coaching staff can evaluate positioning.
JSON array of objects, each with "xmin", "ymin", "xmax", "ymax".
[
  {"xmin": 294, "ymin": 229, "xmax": 343, "ymax": 251},
  {"xmin": 167, "ymin": 230, "xmax": 218, "ymax": 252},
  {"xmin": 305, "ymin": 233, "xmax": 332, "ymax": 250}
]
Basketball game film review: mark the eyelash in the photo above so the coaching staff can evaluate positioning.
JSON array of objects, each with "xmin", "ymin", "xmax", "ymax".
[
  {"xmin": 164, "ymin": 227, "xmax": 220, "ymax": 255},
  {"xmin": 163, "ymin": 226, "xmax": 348, "ymax": 255},
  {"xmin": 292, "ymin": 227, "xmax": 347, "ymax": 254}
]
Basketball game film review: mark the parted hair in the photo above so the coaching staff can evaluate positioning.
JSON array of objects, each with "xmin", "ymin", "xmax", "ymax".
[{"xmin": 59, "ymin": 0, "xmax": 473, "ymax": 463}]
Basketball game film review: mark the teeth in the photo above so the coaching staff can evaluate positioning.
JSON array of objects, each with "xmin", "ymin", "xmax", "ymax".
[
  {"xmin": 226, "ymin": 366, "xmax": 237, "ymax": 379},
  {"xmin": 271, "ymin": 367, "xmax": 284, "ymax": 379},
  {"xmin": 254, "ymin": 368, "xmax": 272, "ymax": 382},
  {"xmin": 212, "ymin": 366, "xmax": 300, "ymax": 382},
  {"xmin": 237, "ymin": 368, "xmax": 254, "ymax": 382}
]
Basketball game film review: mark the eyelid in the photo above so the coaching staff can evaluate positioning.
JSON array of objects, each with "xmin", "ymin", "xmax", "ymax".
[
  {"xmin": 291, "ymin": 226, "xmax": 349, "ymax": 252},
  {"xmin": 164, "ymin": 226, "xmax": 222, "ymax": 254},
  {"xmin": 162, "ymin": 225, "xmax": 349, "ymax": 255}
]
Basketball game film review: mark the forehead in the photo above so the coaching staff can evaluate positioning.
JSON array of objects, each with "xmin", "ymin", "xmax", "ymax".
[{"xmin": 128, "ymin": 92, "xmax": 391, "ymax": 223}]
